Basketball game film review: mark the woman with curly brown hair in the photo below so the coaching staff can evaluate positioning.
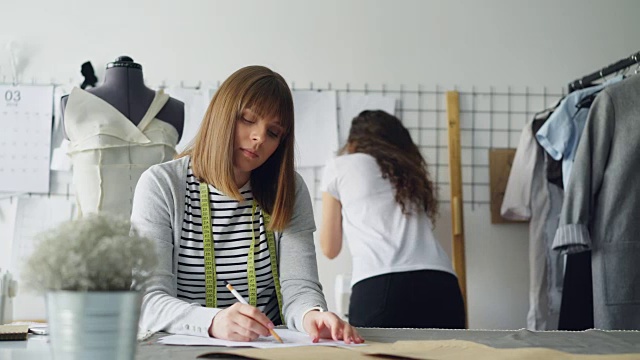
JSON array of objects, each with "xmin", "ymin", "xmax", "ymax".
[{"xmin": 320, "ymin": 110, "xmax": 465, "ymax": 329}]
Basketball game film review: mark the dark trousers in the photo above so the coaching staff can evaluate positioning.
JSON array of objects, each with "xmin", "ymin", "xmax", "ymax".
[
  {"xmin": 348, "ymin": 269, "xmax": 465, "ymax": 329},
  {"xmin": 558, "ymin": 251, "xmax": 594, "ymax": 330}
]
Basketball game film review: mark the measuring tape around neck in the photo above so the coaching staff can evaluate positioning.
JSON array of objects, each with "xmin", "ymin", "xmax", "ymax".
[{"xmin": 199, "ymin": 183, "xmax": 285, "ymax": 324}]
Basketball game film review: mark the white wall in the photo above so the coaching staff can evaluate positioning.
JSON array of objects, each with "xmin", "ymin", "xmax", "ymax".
[{"xmin": 1, "ymin": 0, "xmax": 639, "ymax": 329}]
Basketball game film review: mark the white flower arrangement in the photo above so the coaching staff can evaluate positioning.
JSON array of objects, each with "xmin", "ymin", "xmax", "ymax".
[{"xmin": 22, "ymin": 214, "xmax": 157, "ymax": 292}]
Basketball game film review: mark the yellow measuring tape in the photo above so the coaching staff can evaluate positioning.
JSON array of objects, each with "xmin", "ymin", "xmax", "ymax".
[{"xmin": 199, "ymin": 183, "xmax": 284, "ymax": 324}]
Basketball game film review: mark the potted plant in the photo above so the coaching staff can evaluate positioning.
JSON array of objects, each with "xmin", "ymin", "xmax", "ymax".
[{"xmin": 22, "ymin": 214, "xmax": 157, "ymax": 360}]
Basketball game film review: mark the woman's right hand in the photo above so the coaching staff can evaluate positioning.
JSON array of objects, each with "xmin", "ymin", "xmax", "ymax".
[{"xmin": 208, "ymin": 303, "xmax": 275, "ymax": 341}]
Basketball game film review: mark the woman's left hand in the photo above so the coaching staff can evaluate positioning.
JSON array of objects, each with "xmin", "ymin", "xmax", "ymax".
[{"xmin": 302, "ymin": 310, "xmax": 365, "ymax": 344}]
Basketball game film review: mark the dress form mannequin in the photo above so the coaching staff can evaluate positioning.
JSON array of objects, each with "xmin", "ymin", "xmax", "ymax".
[
  {"xmin": 60, "ymin": 56, "xmax": 184, "ymax": 217},
  {"xmin": 61, "ymin": 56, "xmax": 184, "ymax": 140}
]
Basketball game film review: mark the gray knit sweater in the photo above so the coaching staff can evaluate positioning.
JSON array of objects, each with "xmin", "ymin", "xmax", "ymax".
[{"xmin": 131, "ymin": 156, "xmax": 327, "ymax": 338}]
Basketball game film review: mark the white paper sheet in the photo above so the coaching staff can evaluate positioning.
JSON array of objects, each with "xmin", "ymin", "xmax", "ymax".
[
  {"xmin": 292, "ymin": 90, "xmax": 338, "ymax": 167},
  {"xmin": 49, "ymin": 139, "xmax": 71, "ymax": 172},
  {"xmin": 158, "ymin": 329, "xmax": 365, "ymax": 349},
  {"xmin": 296, "ymin": 167, "xmax": 321, "ymax": 229},
  {"xmin": 49, "ymin": 85, "xmax": 73, "ymax": 172},
  {"xmin": 167, "ymin": 86, "xmax": 214, "ymax": 153},
  {"xmin": 0, "ymin": 85, "xmax": 54, "ymax": 193},
  {"xmin": 337, "ymin": 93, "xmax": 397, "ymax": 148},
  {"xmin": 9, "ymin": 196, "xmax": 75, "ymax": 321},
  {"xmin": 11, "ymin": 197, "xmax": 76, "ymax": 277},
  {"xmin": 296, "ymin": 167, "xmax": 317, "ymax": 203}
]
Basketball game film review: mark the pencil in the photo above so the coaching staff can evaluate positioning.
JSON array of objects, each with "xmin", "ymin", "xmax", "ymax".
[{"xmin": 225, "ymin": 281, "xmax": 284, "ymax": 343}]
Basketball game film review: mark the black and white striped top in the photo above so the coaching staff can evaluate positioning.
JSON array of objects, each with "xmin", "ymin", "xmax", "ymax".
[{"xmin": 177, "ymin": 167, "xmax": 281, "ymax": 323}]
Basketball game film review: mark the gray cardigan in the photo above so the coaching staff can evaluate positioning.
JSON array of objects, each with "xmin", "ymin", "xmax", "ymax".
[
  {"xmin": 131, "ymin": 156, "xmax": 327, "ymax": 338},
  {"xmin": 552, "ymin": 75, "xmax": 640, "ymax": 330}
]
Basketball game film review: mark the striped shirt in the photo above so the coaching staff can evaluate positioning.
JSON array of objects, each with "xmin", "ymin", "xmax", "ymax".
[{"xmin": 177, "ymin": 167, "xmax": 281, "ymax": 323}]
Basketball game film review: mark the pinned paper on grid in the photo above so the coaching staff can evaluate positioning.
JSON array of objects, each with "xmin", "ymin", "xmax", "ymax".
[
  {"xmin": 11, "ymin": 197, "xmax": 76, "ymax": 277},
  {"xmin": 292, "ymin": 90, "xmax": 338, "ymax": 167},
  {"xmin": 337, "ymin": 93, "xmax": 397, "ymax": 147},
  {"xmin": 10, "ymin": 196, "xmax": 75, "ymax": 321},
  {"xmin": 167, "ymin": 86, "xmax": 215, "ymax": 153},
  {"xmin": 295, "ymin": 167, "xmax": 320, "ymax": 227},
  {"xmin": 296, "ymin": 167, "xmax": 317, "ymax": 204},
  {"xmin": 49, "ymin": 85, "xmax": 74, "ymax": 172},
  {"xmin": 0, "ymin": 85, "xmax": 54, "ymax": 193}
]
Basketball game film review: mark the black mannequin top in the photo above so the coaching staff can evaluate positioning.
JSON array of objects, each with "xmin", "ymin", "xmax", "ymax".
[{"xmin": 60, "ymin": 56, "xmax": 184, "ymax": 141}]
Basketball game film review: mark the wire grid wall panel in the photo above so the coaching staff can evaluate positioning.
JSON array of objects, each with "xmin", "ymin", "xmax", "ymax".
[
  {"xmin": 292, "ymin": 84, "xmax": 564, "ymax": 209},
  {"xmin": 0, "ymin": 81, "xmax": 563, "ymax": 211}
]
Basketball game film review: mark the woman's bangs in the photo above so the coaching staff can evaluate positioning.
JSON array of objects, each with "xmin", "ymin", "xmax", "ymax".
[{"xmin": 244, "ymin": 80, "xmax": 293, "ymax": 134}]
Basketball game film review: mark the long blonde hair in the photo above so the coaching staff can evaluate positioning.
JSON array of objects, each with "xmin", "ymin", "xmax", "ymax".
[{"xmin": 177, "ymin": 66, "xmax": 295, "ymax": 231}]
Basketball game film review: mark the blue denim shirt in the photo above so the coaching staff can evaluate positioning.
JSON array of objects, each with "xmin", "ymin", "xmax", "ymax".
[{"xmin": 535, "ymin": 75, "xmax": 623, "ymax": 189}]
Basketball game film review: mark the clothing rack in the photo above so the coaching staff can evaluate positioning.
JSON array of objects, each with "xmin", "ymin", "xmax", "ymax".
[
  {"xmin": 556, "ymin": 52, "xmax": 640, "ymax": 331},
  {"xmin": 568, "ymin": 50, "xmax": 640, "ymax": 93}
]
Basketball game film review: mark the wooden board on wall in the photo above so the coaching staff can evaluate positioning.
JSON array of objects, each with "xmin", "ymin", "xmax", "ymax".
[
  {"xmin": 489, "ymin": 148, "xmax": 528, "ymax": 224},
  {"xmin": 446, "ymin": 91, "xmax": 467, "ymax": 327}
]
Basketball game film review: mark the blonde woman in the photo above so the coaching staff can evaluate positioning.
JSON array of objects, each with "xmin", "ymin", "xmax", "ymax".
[{"xmin": 132, "ymin": 66, "xmax": 362, "ymax": 343}]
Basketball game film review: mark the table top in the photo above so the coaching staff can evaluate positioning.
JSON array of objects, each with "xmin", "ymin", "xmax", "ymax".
[{"xmin": 2, "ymin": 327, "xmax": 639, "ymax": 359}]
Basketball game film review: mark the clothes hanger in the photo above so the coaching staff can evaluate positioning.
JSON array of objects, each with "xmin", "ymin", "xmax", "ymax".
[{"xmin": 575, "ymin": 68, "xmax": 607, "ymax": 109}]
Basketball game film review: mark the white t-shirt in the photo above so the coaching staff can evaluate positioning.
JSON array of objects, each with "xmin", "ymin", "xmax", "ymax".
[{"xmin": 321, "ymin": 153, "xmax": 455, "ymax": 287}]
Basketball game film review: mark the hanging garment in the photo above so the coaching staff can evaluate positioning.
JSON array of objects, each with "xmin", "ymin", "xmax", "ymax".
[
  {"xmin": 545, "ymin": 152, "xmax": 564, "ymax": 190},
  {"xmin": 535, "ymin": 76, "xmax": 622, "ymax": 189},
  {"xmin": 542, "ymin": 164, "xmax": 564, "ymax": 329},
  {"xmin": 557, "ymin": 250, "xmax": 594, "ymax": 330},
  {"xmin": 501, "ymin": 118, "xmax": 538, "ymax": 221},
  {"xmin": 530, "ymin": 117, "xmax": 564, "ymax": 331},
  {"xmin": 527, "ymin": 145, "xmax": 563, "ymax": 331},
  {"xmin": 534, "ymin": 81, "xmax": 625, "ymax": 331},
  {"xmin": 65, "ymin": 87, "xmax": 179, "ymax": 217},
  {"xmin": 553, "ymin": 75, "xmax": 640, "ymax": 330},
  {"xmin": 501, "ymin": 111, "xmax": 564, "ymax": 330}
]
